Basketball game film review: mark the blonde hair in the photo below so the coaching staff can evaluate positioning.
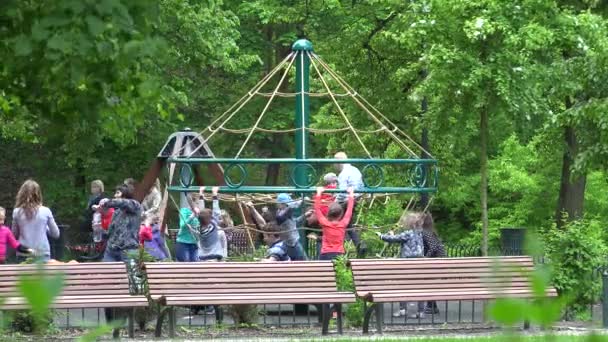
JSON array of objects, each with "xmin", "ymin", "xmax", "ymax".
[
  {"xmin": 0, "ymin": 206, "xmax": 5, "ymax": 221},
  {"xmin": 219, "ymin": 209, "xmax": 233, "ymax": 228},
  {"xmin": 15, "ymin": 180, "xmax": 43, "ymax": 219},
  {"xmin": 398, "ymin": 212, "xmax": 422, "ymax": 230},
  {"xmin": 91, "ymin": 179, "xmax": 104, "ymax": 193}
]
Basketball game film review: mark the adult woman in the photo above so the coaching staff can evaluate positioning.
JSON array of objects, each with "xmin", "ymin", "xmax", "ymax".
[
  {"xmin": 141, "ymin": 179, "xmax": 162, "ymax": 226},
  {"xmin": 12, "ymin": 180, "xmax": 60, "ymax": 262},
  {"xmin": 98, "ymin": 184, "xmax": 142, "ymax": 262}
]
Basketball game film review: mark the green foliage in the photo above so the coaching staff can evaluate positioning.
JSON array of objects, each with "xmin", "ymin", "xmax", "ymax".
[
  {"xmin": 16, "ymin": 263, "xmax": 64, "ymax": 333},
  {"xmin": 333, "ymin": 256, "xmax": 364, "ymax": 327},
  {"xmin": 487, "ymin": 262, "xmax": 565, "ymax": 329},
  {"xmin": 544, "ymin": 218, "xmax": 608, "ymax": 319}
]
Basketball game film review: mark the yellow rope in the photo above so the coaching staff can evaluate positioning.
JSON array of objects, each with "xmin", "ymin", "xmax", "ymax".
[
  {"xmin": 185, "ymin": 53, "xmax": 296, "ymax": 158},
  {"xmin": 213, "ymin": 126, "xmax": 393, "ymax": 135},
  {"xmin": 312, "ymin": 54, "xmax": 434, "ymax": 159},
  {"xmin": 235, "ymin": 54, "xmax": 297, "ymax": 158},
  {"xmin": 308, "ymin": 51, "xmax": 372, "ymax": 158},
  {"xmin": 311, "ymin": 54, "xmax": 419, "ymax": 158}
]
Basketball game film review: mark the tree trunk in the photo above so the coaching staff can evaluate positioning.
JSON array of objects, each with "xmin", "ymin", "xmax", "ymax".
[
  {"xmin": 480, "ymin": 105, "xmax": 489, "ymax": 256},
  {"xmin": 555, "ymin": 125, "xmax": 586, "ymax": 227},
  {"xmin": 419, "ymin": 97, "xmax": 430, "ymax": 210}
]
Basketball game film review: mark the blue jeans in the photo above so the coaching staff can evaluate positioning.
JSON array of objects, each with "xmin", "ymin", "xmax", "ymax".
[
  {"xmin": 286, "ymin": 241, "xmax": 308, "ymax": 261},
  {"xmin": 175, "ymin": 242, "xmax": 199, "ymax": 262},
  {"xmin": 102, "ymin": 248, "xmax": 137, "ymax": 262}
]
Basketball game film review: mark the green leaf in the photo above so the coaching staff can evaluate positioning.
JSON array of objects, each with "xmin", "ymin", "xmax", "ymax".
[
  {"xmin": 86, "ymin": 15, "xmax": 106, "ymax": 36},
  {"xmin": 47, "ymin": 34, "xmax": 72, "ymax": 53},
  {"xmin": 31, "ymin": 21, "xmax": 51, "ymax": 41},
  {"xmin": 14, "ymin": 34, "xmax": 32, "ymax": 56},
  {"xmin": 487, "ymin": 298, "xmax": 527, "ymax": 326}
]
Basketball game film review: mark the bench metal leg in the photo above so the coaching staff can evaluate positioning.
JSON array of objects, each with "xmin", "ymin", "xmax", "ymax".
[
  {"xmin": 375, "ymin": 303, "xmax": 384, "ymax": 334},
  {"xmin": 168, "ymin": 307, "xmax": 176, "ymax": 338},
  {"xmin": 362, "ymin": 303, "xmax": 374, "ymax": 334},
  {"xmin": 128, "ymin": 308, "xmax": 135, "ymax": 338},
  {"xmin": 215, "ymin": 305, "xmax": 223, "ymax": 324},
  {"xmin": 321, "ymin": 304, "xmax": 330, "ymax": 335},
  {"xmin": 155, "ymin": 307, "xmax": 168, "ymax": 337},
  {"xmin": 335, "ymin": 303, "xmax": 343, "ymax": 334},
  {"xmin": 524, "ymin": 320, "xmax": 530, "ymax": 330}
]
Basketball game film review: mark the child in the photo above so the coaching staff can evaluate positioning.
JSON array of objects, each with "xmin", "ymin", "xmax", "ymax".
[
  {"xmin": 217, "ymin": 209, "xmax": 232, "ymax": 259},
  {"xmin": 92, "ymin": 203, "xmax": 114, "ymax": 242},
  {"xmin": 314, "ymin": 186, "xmax": 355, "ymax": 260},
  {"xmin": 376, "ymin": 213, "xmax": 425, "ymax": 318},
  {"xmin": 262, "ymin": 222, "xmax": 290, "ymax": 262},
  {"xmin": 275, "ymin": 193, "xmax": 307, "ymax": 260},
  {"xmin": 421, "ymin": 212, "xmax": 445, "ymax": 315},
  {"xmin": 139, "ymin": 224, "xmax": 170, "ymax": 261},
  {"xmin": 305, "ymin": 173, "xmax": 339, "ymax": 252},
  {"xmin": 0, "ymin": 207, "xmax": 32, "ymax": 263},
  {"xmin": 197, "ymin": 186, "xmax": 224, "ymax": 261},
  {"xmin": 175, "ymin": 189, "xmax": 204, "ymax": 262}
]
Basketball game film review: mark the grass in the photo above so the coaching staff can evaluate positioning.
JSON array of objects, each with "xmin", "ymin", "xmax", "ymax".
[{"xmin": 301, "ymin": 335, "xmax": 608, "ymax": 342}]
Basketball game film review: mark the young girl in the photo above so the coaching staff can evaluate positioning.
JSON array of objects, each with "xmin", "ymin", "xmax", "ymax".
[
  {"xmin": 176, "ymin": 188, "xmax": 204, "ymax": 262},
  {"xmin": 275, "ymin": 193, "xmax": 307, "ymax": 260},
  {"xmin": 313, "ymin": 186, "xmax": 354, "ymax": 260},
  {"xmin": 0, "ymin": 207, "xmax": 32, "ymax": 263},
  {"xmin": 376, "ymin": 213, "xmax": 425, "ymax": 318},
  {"xmin": 12, "ymin": 180, "xmax": 60, "ymax": 262},
  {"xmin": 197, "ymin": 186, "xmax": 224, "ymax": 261}
]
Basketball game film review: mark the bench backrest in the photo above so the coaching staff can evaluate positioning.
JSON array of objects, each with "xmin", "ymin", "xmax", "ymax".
[
  {"xmin": 0, "ymin": 262, "xmax": 132, "ymax": 297},
  {"xmin": 349, "ymin": 256, "xmax": 537, "ymax": 296},
  {"xmin": 144, "ymin": 261, "xmax": 339, "ymax": 296}
]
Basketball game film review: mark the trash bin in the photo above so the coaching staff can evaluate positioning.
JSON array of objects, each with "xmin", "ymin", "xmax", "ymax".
[
  {"xmin": 500, "ymin": 228, "xmax": 525, "ymax": 256},
  {"xmin": 49, "ymin": 224, "xmax": 69, "ymax": 261}
]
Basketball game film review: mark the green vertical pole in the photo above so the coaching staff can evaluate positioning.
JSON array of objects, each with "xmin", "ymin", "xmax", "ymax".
[{"xmin": 292, "ymin": 39, "xmax": 312, "ymax": 257}]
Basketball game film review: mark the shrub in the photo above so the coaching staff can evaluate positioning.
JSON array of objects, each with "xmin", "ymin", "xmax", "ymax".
[
  {"xmin": 333, "ymin": 256, "xmax": 365, "ymax": 327},
  {"xmin": 543, "ymin": 218, "xmax": 608, "ymax": 319}
]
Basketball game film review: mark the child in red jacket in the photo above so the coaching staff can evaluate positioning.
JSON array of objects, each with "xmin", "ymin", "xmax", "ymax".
[{"xmin": 313, "ymin": 186, "xmax": 355, "ymax": 260}]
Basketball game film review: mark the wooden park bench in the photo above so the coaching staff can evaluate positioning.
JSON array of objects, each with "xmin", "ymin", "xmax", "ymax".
[
  {"xmin": 348, "ymin": 256, "xmax": 558, "ymax": 333},
  {"xmin": 144, "ymin": 261, "xmax": 356, "ymax": 337},
  {"xmin": 0, "ymin": 262, "xmax": 149, "ymax": 337}
]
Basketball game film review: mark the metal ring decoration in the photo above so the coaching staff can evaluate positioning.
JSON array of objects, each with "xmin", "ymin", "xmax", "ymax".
[
  {"xmin": 409, "ymin": 163, "xmax": 427, "ymax": 188},
  {"xmin": 432, "ymin": 165, "xmax": 439, "ymax": 188},
  {"xmin": 290, "ymin": 163, "xmax": 317, "ymax": 188},
  {"xmin": 224, "ymin": 163, "xmax": 247, "ymax": 189},
  {"xmin": 178, "ymin": 164, "xmax": 194, "ymax": 188},
  {"xmin": 361, "ymin": 164, "xmax": 384, "ymax": 188}
]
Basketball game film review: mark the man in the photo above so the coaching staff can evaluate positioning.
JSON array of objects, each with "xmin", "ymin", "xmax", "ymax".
[{"xmin": 333, "ymin": 151, "xmax": 366, "ymax": 257}]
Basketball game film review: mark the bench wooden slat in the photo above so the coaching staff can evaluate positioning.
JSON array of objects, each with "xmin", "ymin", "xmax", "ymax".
[
  {"xmin": 145, "ymin": 272, "xmax": 336, "ymax": 279},
  {"xmin": 367, "ymin": 288, "xmax": 558, "ymax": 302},
  {"xmin": 162, "ymin": 293, "xmax": 356, "ymax": 306},
  {"xmin": 357, "ymin": 266, "xmax": 534, "ymax": 276},
  {"xmin": 149, "ymin": 287, "xmax": 339, "ymax": 295}
]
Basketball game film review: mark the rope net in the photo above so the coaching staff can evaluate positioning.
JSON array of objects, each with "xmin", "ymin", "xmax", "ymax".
[{"xmin": 168, "ymin": 51, "xmax": 432, "ymax": 160}]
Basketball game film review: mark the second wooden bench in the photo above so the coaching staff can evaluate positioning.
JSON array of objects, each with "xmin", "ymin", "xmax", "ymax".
[{"xmin": 144, "ymin": 261, "xmax": 356, "ymax": 337}]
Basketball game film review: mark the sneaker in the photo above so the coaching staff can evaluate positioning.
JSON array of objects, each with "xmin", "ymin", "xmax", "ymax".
[
  {"xmin": 424, "ymin": 306, "xmax": 440, "ymax": 315},
  {"xmin": 392, "ymin": 309, "xmax": 406, "ymax": 317},
  {"xmin": 408, "ymin": 312, "xmax": 425, "ymax": 319},
  {"xmin": 205, "ymin": 306, "xmax": 216, "ymax": 315}
]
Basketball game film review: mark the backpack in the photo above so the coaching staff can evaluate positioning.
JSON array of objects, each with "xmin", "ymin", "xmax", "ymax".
[{"xmin": 401, "ymin": 229, "xmax": 424, "ymax": 258}]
